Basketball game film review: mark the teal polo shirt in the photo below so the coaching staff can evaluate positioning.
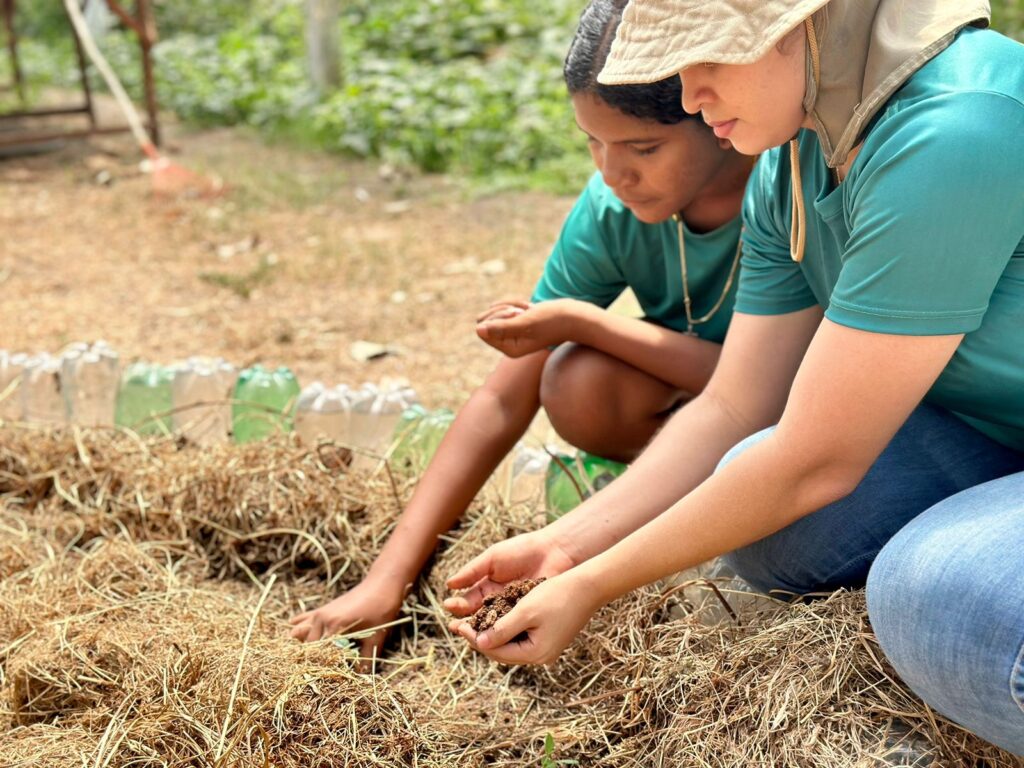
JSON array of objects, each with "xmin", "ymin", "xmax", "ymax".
[
  {"xmin": 533, "ymin": 172, "xmax": 742, "ymax": 344},
  {"xmin": 738, "ymin": 27, "xmax": 1024, "ymax": 450}
]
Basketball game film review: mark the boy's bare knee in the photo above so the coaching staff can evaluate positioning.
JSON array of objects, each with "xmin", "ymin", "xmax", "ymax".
[{"xmin": 540, "ymin": 344, "xmax": 617, "ymax": 448}]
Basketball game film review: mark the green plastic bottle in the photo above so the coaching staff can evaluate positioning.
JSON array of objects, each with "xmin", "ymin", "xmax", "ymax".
[
  {"xmin": 231, "ymin": 365, "xmax": 300, "ymax": 443},
  {"xmin": 544, "ymin": 451, "xmax": 627, "ymax": 521},
  {"xmin": 115, "ymin": 362, "xmax": 174, "ymax": 436},
  {"xmin": 390, "ymin": 406, "xmax": 454, "ymax": 474}
]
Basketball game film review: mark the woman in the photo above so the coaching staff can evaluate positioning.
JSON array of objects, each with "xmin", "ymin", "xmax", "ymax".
[
  {"xmin": 289, "ymin": 0, "xmax": 753, "ymax": 656},
  {"xmin": 447, "ymin": 0, "xmax": 1024, "ymax": 755}
]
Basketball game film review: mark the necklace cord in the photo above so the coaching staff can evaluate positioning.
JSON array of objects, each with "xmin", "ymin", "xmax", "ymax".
[{"xmin": 676, "ymin": 215, "xmax": 743, "ymax": 335}]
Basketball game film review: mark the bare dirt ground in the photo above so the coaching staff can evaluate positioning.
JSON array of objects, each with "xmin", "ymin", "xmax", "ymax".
[{"xmin": 0, "ymin": 117, "xmax": 574, "ymax": 410}]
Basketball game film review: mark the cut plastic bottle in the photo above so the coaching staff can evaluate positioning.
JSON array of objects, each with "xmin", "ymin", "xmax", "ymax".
[
  {"xmin": 294, "ymin": 382, "xmax": 352, "ymax": 445},
  {"xmin": 62, "ymin": 341, "xmax": 120, "ymax": 427},
  {"xmin": 390, "ymin": 405, "xmax": 454, "ymax": 475},
  {"xmin": 349, "ymin": 383, "xmax": 419, "ymax": 453},
  {"xmin": 171, "ymin": 357, "xmax": 236, "ymax": 445},
  {"xmin": 115, "ymin": 362, "xmax": 175, "ymax": 436},
  {"xmin": 231, "ymin": 365, "xmax": 300, "ymax": 443},
  {"xmin": 544, "ymin": 450, "xmax": 628, "ymax": 521},
  {"xmin": 0, "ymin": 351, "xmax": 28, "ymax": 421},
  {"xmin": 21, "ymin": 353, "xmax": 66, "ymax": 424}
]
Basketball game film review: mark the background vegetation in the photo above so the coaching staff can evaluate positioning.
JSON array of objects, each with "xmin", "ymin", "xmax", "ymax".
[{"xmin": 7, "ymin": 0, "xmax": 1024, "ymax": 191}]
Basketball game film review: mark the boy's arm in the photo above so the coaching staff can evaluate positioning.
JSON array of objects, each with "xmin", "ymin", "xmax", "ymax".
[
  {"xmin": 478, "ymin": 298, "xmax": 721, "ymax": 395},
  {"xmin": 290, "ymin": 351, "xmax": 548, "ymax": 652}
]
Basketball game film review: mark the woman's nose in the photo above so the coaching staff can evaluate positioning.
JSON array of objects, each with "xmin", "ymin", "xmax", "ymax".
[{"xmin": 679, "ymin": 68, "xmax": 711, "ymax": 115}]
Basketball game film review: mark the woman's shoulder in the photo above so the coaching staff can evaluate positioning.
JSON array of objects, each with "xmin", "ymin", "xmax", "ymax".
[{"xmin": 894, "ymin": 27, "xmax": 1024, "ymax": 112}]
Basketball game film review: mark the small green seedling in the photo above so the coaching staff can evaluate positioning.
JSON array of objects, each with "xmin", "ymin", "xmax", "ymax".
[{"xmin": 541, "ymin": 733, "xmax": 579, "ymax": 767}]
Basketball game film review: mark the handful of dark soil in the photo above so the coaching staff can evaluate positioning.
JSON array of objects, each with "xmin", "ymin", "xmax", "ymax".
[{"xmin": 467, "ymin": 578, "xmax": 545, "ymax": 633}]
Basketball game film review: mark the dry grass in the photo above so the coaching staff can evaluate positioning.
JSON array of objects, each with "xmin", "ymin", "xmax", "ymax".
[{"xmin": 1, "ymin": 425, "xmax": 1021, "ymax": 767}]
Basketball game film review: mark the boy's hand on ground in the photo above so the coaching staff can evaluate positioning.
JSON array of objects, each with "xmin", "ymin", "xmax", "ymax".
[
  {"xmin": 288, "ymin": 576, "xmax": 406, "ymax": 660},
  {"xmin": 451, "ymin": 572, "xmax": 600, "ymax": 665},
  {"xmin": 443, "ymin": 529, "xmax": 578, "ymax": 617},
  {"xmin": 476, "ymin": 299, "xmax": 590, "ymax": 357}
]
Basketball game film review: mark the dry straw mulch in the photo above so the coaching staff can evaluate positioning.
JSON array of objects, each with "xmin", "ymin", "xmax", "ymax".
[{"xmin": 0, "ymin": 424, "xmax": 1021, "ymax": 767}]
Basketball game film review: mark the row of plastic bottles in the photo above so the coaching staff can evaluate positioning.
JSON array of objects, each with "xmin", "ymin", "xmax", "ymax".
[
  {"xmin": 0, "ymin": 345, "xmax": 425, "ymax": 454},
  {"xmin": 1, "ymin": 343, "xmax": 625, "ymax": 505}
]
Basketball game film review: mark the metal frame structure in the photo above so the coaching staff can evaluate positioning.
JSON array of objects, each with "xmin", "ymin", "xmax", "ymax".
[{"xmin": 0, "ymin": 0, "xmax": 160, "ymax": 149}]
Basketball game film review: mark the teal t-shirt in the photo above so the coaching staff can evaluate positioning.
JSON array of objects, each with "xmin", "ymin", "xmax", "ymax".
[
  {"xmin": 533, "ymin": 172, "xmax": 742, "ymax": 343},
  {"xmin": 737, "ymin": 27, "xmax": 1024, "ymax": 450}
]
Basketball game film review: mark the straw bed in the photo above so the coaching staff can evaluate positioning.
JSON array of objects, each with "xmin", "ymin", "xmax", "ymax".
[{"xmin": 1, "ymin": 425, "xmax": 1021, "ymax": 767}]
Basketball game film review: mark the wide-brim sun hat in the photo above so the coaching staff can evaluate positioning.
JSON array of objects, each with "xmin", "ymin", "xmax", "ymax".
[
  {"xmin": 599, "ymin": 0, "xmax": 991, "ymax": 264},
  {"xmin": 597, "ymin": 0, "xmax": 831, "ymax": 86}
]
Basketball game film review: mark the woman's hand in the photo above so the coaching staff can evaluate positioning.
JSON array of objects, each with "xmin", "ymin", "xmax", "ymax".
[
  {"xmin": 476, "ymin": 299, "xmax": 594, "ymax": 357},
  {"xmin": 443, "ymin": 528, "xmax": 579, "ymax": 617},
  {"xmin": 449, "ymin": 570, "xmax": 602, "ymax": 665},
  {"xmin": 289, "ymin": 575, "xmax": 406, "ymax": 658}
]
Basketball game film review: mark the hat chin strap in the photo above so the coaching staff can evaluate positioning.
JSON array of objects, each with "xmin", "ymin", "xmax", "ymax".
[{"xmin": 789, "ymin": 16, "xmax": 822, "ymax": 264}]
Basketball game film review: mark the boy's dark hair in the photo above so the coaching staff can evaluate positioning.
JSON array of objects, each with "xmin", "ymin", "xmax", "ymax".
[{"xmin": 564, "ymin": 0, "xmax": 694, "ymax": 125}]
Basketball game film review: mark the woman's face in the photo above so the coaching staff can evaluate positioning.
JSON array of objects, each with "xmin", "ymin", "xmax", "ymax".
[
  {"xmin": 678, "ymin": 27, "xmax": 808, "ymax": 155},
  {"xmin": 573, "ymin": 92, "xmax": 733, "ymax": 224}
]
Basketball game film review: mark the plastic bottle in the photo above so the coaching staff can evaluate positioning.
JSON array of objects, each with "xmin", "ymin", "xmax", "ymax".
[
  {"xmin": 346, "ymin": 383, "xmax": 379, "ymax": 450},
  {"xmin": 62, "ymin": 341, "xmax": 120, "ymax": 427},
  {"xmin": 878, "ymin": 719, "xmax": 936, "ymax": 767},
  {"xmin": 21, "ymin": 353, "xmax": 66, "ymax": 424},
  {"xmin": 389, "ymin": 405, "xmax": 454, "ymax": 474},
  {"xmin": 115, "ymin": 362, "xmax": 175, "ymax": 435},
  {"xmin": 348, "ymin": 383, "xmax": 419, "ymax": 453},
  {"xmin": 508, "ymin": 444, "xmax": 551, "ymax": 506},
  {"xmin": 544, "ymin": 450, "xmax": 628, "ymax": 521},
  {"xmin": 171, "ymin": 357, "xmax": 236, "ymax": 445},
  {"xmin": 0, "ymin": 351, "xmax": 28, "ymax": 420},
  {"xmin": 371, "ymin": 385, "xmax": 420, "ymax": 452},
  {"xmin": 231, "ymin": 365, "xmax": 300, "ymax": 443},
  {"xmin": 294, "ymin": 382, "xmax": 351, "ymax": 444}
]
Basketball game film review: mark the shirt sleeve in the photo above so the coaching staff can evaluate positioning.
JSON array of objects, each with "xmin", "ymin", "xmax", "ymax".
[
  {"xmin": 826, "ymin": 91, "xmax": 1024, "ymax": 335},
  {"xmin": 531, "ymin": 175, "xmax": 628, "ymax": 308},
  {"xmin": 734, "ymin": 148, "xmax": 821, "ymax": 316}
]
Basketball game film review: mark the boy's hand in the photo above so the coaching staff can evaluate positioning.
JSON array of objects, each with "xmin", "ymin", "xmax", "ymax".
[
  {"xmin": 443, "ymin": 528, "xmax": 578, "ymax": 617},
  {"xmin": 476, "ymin": 299, "xmax": 593, "ymax": 357},
  {"xmin": 289, "ymin": 575, "xmax": 406, "ymax": 659}
]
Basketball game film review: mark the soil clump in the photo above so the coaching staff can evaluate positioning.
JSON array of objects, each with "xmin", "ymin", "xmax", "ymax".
[{"xmin": 468, "ymin": 578, "xmax": 545, "ymax": 633}]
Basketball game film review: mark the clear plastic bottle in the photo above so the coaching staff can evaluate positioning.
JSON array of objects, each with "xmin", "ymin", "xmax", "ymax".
[
  {"xmin": 21, "ymin": 353, "xmax": 66, "ymax": 424},
  {"xmin": 171, "ymin": 357, "xmax": 236, "ymax": 445},
  {"xmin": 876, "ymin": 719, "xmax": 936, "ymax": 767},
  {"xmin": 231, "ymin": 365, "xmax": 301, "ymax": 443},
  {"xmin": 367, "ymin": 386, "xmax": 420, "ymax": 453},
  {"xmin": 346, "ymin": 383, "xmax": 380, "ymax": 450},
  {"xmin": 115, "ymin": 362, "xmax": 175, "ymax": 436},
  {"xmin": 62, "ymin": 341, "xmax": 120, "ymax": 427},
  {"xmin": 509, "ymin": 444, "xmax": 551, "ymax": 506},
  {"xmin": 294, "ymin": 382, "xmax": 351, "ymax": 444},
  {"xmin": 346, "ymin": 383, "xmax": 418, "ymax": 470},
  {"xmin": 0, "ymin": 351, "xmax": 29, "ymax": 421}
]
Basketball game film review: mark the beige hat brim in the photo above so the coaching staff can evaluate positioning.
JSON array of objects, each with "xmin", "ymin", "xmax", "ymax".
[{"xmin": 598, "ymin": 0, "xmax": 831, "ymax": 86}]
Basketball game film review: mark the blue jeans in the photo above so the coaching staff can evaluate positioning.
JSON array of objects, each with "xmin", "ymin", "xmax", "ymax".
[{"xmin": 717, "ymin": 404, "xmax": 1024, "ymax": 755}]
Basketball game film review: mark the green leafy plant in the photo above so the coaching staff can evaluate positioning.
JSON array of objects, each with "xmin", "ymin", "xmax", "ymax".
[
  {"xmin": 12, "ymin": 0, "xmax": 1023, "ymax": 190},
  {"xmin": 541, "ymin": 732, "xmax": 579, "ymax": 768}
]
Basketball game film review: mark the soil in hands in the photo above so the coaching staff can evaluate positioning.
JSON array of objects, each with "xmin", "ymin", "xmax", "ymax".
[{"xmin": 468, "ymin": 578, "xmax": 545, "ymax": 633}]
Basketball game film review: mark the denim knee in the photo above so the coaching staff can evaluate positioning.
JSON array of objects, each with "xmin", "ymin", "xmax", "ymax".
[{"xmin": 867, "ymin": 472, "xmax": 1024, "ymax": 756}]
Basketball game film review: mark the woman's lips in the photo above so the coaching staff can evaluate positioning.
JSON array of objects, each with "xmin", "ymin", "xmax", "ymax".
[{"xmin": 706, "ymin": 118, "xmax": 737, "ymax": 139}]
